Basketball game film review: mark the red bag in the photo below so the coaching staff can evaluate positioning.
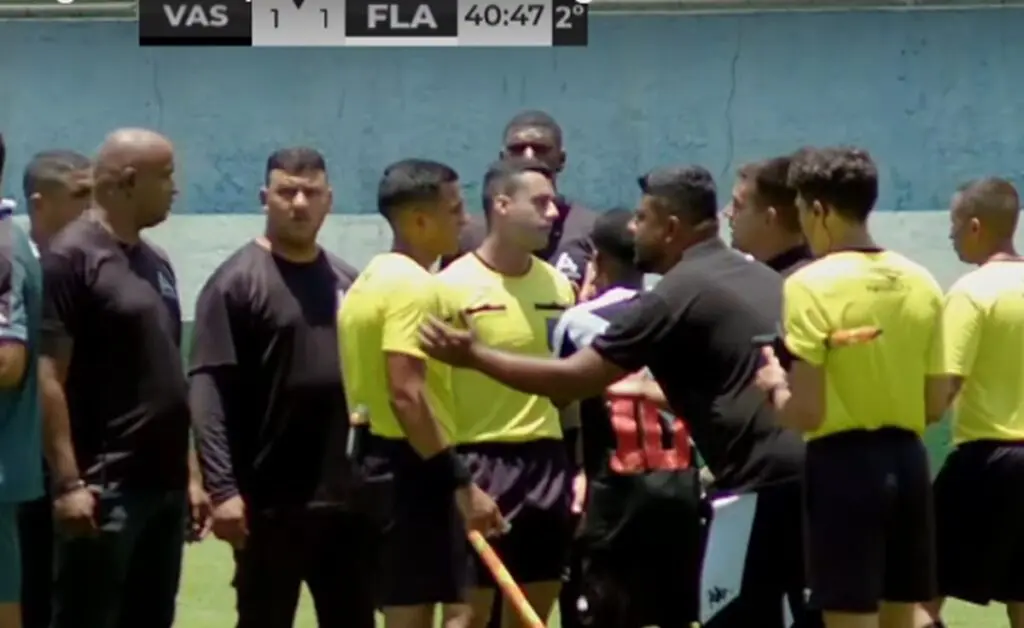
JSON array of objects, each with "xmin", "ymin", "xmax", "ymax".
[{"xmin": 606, "ymin": 386, "xmax": 692, "ymax": 474}]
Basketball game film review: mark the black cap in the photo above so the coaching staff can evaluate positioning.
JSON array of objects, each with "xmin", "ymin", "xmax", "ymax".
[
  {"xmin": 590, "ymin": 208, "xmax": 635, "ymax": 265},
  {"xmin": 637, "ymin": 165, "xmax": 718, "ymax": 221}
]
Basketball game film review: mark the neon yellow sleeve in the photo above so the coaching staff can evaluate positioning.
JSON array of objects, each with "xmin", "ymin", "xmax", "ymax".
[
  {"xmin": 782, "ymin": 276, "xmax": 829, "ymax": 366},
  {"xmin": 381, "ymin": 278, "xmax": 436, "ymax": 358},
  {"xmin": 937, "ymin": 287, "xmax": 983, "ymax": 377}
]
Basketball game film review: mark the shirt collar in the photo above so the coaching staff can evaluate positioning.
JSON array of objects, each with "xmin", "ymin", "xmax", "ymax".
[{"xmin": 765, "ymin": 244, "xmax": 813, "ymax": 274}]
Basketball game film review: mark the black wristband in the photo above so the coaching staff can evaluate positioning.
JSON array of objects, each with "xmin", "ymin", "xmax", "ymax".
[{"xmin": 423, "ymin": 448, "xmax": 472, "ymax": 492}]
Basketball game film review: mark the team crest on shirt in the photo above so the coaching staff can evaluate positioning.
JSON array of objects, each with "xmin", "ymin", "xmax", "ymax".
[{"xmin": 156, "ymin": 272, "xmax": 178, "ymax": 300}]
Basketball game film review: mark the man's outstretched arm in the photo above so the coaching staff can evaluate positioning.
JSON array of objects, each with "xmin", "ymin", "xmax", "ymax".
[
  {"xmin": 468, "ymin": 344, "xmax": 627, "ymax": 404},
  {"xmin": 424, "ymin": 289, "xmax": 673, "ymax": 404}
]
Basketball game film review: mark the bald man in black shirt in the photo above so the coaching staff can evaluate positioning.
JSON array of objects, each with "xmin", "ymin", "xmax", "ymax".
[
  {"xmin": 190, "ymin": 148, "xmax": 375, "ymax": 628},
  {"xmin": 41, "ymin": 129, "xmax": 210, "ymax": 628}
]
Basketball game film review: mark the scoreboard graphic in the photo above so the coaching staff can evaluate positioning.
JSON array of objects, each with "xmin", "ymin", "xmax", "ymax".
[{"xmin": 139, "ymin": 0, "xmax": 588, "ymax": 46}]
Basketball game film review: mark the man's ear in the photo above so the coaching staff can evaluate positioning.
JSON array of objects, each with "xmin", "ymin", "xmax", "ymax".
[
  {"xmin": 120, "ymin": 167, "xmax": 137, "ymax": 193},
  {"xmin": 28, "ymin": 192, "xmax": 44, "ymax": 215},
  {"xmin": 969, "ymin": 216, "xmax": 982, "ymax": 235},
  {"xmin": 555, "ymin": 150, "xmax": 566, "ymax": 174},
  {"xmin": 259, "ymin": 187, "xmax": 268, "ymax": 211}
]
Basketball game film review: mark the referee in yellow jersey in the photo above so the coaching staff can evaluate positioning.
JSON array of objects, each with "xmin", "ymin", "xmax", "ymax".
[
  {"xmin": 337, "ymin": 159, "xmax": 503, "ymax": 628},
  {"xmin": 754, "ymin": 147, "xmax": 947, "ymax": 628},
  {"xmin": 435, "ymin": 157, "xmax": 577, "ymax": 628},
  {"xmin": 924, "ymin": 178, "xmax": 1024, "ymax": 628}
]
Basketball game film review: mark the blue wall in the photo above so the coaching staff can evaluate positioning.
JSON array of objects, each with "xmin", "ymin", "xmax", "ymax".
[{"xmin": 2, "ymin": 10, "xmax": 1024, "ymax": 213}]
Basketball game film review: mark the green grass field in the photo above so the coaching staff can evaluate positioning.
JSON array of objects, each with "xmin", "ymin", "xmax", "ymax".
[{"xmin": 174, "ymin": 541, "xmax": 1010, "ymax": 627}]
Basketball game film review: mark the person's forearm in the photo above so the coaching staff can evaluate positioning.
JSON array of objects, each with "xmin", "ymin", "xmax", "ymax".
[
  {"xmin": 768, "ymin": 386, "xmax": 812, "ymax": 432},
  {"xmin": 469, "ymin": 346, "xmax": 602, "ymax": 401},
  {"xmin": 925, "ymin": 375, "xmax": 959, "ymax": 425},
  {"xmin": 392, "ymin": 392, "xmax": 450, "ymax": 459},
  {"xmin": 190, "ymin": 370, "xmax": 239, "ymax": 504},
  {"xmin": 187, "ymin": 438, "xmax": 203, "ymax": 484},
  {"xmin": 639, "ymin": 379, "xmax": 669, "ymax": 410},
  {"xmin": 0, "ymin": 345, "xmax": 27, "ymax": 389},
  {"xmin": 40, "ymin": 373, "xmax": 80, "ymax": 486}
]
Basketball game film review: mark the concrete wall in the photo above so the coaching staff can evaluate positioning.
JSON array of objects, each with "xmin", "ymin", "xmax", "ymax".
[{"xmin": 3, "ymin": 11, "xmax": 1024, "ymax": 311}]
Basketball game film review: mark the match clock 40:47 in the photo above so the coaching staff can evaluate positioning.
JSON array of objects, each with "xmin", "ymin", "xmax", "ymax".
[{"xmin": 456, "ymin": 0, "xmax": 587, "ymax": 47}]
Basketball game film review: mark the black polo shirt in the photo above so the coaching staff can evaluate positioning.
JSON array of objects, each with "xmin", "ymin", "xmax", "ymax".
[
  {"xmin": 41, "ymin": 217, "xmax": 190, "ymax": 490},
  {"xmin": 590, "ymin": 238, "xmax": 804, "ymax": 492},
  {"xmin": 189, "ymin": 242, "xmax": 359, "ymax": 509},
  {"xmin": 765, "ymin": 244, "xmax": 814, "ymax": 277}
]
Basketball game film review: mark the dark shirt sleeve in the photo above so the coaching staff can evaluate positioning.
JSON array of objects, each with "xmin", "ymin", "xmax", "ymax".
[
  {"xmin": 189, "ymin": 277, "xmax": 239, "ymax": 372},
  {"xmin": 190, "ymin": 369, "xmax": 238, "ymax": 504},
  {"xmin": 40, "ymin": 251, "xmax": 83, "ymax": 357},
  {"xmin": 589, "ymin": 291, "xmax": 675, "ymax": 373},
  {"xmin": 188, "ymin": 277, "xmax": 244, "ymax": 503}
]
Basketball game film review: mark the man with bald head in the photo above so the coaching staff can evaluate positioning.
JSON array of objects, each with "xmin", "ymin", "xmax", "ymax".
[
  {"xmin": 40, "ymin": 129, "xmax": 210, "ymax": 628},
  {"xmin": 925, "ymin": 178, "xmax": 1024, "ymax": 628}
]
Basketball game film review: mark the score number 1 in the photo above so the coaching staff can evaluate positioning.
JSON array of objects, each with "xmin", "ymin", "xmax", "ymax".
[
  {"xmin": 270, "ymin": 7, "xmax": 329, "ymax": 27},
  {"xmin": 552, "ymin": 0, "xmax": 587, "ymax": 46}
]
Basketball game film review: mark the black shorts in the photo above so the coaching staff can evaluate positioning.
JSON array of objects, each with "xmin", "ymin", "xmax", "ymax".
[
  {"xmin": 459, "ymin": 439, "xmax": 572, "ymax": 586},
  {"xmin": 358, "ymin": 436, "xmax": 470, "ymax": 606},
  {"xmin": 804, "ymin": 428, "xmax": 936, "ymax": 613},
  {"xmin": 934, "ymin": 440, "xmax": 1024, "ymax": 604},
  {"xmin": 704, "ymin": 480, "xmax": 821, "ymax": 628},
  {"xmin": 577, "ymin": 468, "xmax": 704, "ymax": 628}
]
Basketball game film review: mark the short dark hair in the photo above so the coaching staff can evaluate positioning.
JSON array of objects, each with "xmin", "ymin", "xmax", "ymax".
[
  {"xmin": 502, "ymin": 110, "xmax": 562, "ymax": 145},
  {"xmin": 787, "ymin": 146, "xmax": 878, "ymax": 222},
  {"xmin": 637, "ymin": 165, "xmax": 718, "ymax": 224},
  {"xmin": 22, "ymin": 150, "xmax": 91, "ymax": 200},
  {"xmin": 591, "ymin": 208, "xmax": 635, "ymax": 265},
  {"xmin": 265, "ymin": 147, "xmax": 326, "ymax": 183},
  {"xmin": 481, "ymin": 157, "xmax": 554, "ymax": 217},
  {"xmin": 737, "ymin": 156, "xmax": 799, "ymax": 232},
  {"xmin": 377, "ymin": 158, "xmax": 459, "ymax": 220},
  {"xmin": 956, "ymin": 177, "xmax": 1020, "ymax": 219}
]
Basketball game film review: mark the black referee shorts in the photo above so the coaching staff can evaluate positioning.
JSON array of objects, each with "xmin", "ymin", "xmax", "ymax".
[
  {"xmin": 934, "ymin": 440, "xmax": 1024, "ymax": 604},
  {"xmin": 804, "ymin": 428, "xmax": 936, "ymax": 613}
]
